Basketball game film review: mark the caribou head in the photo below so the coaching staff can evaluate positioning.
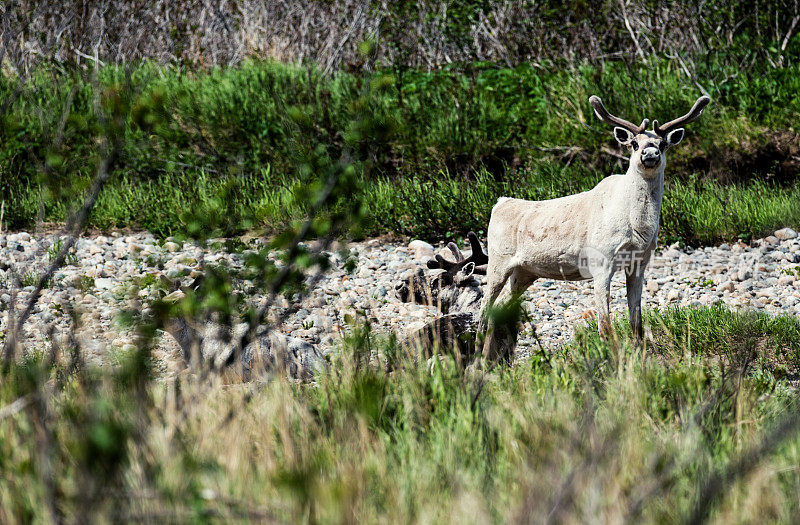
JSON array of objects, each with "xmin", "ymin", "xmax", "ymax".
[
  {"xmin": 590, "ymin": 95, "xmax": 710, "ymax": 175},
  {"xmin": 395, "ymin": 232, "xmax": 488, "ymax": 314}
]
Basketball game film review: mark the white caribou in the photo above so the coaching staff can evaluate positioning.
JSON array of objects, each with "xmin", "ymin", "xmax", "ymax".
[{"xmin": 481, "ymin": 95, "xmax": 710, "ymax": 361}]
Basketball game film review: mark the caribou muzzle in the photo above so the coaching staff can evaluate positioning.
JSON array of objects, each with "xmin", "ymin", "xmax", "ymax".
[{"xmin": 641, "ymin": 147, "xmax": 661, "ymax": 168}]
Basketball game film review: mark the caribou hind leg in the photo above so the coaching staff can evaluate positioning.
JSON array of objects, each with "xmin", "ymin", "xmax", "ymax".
[
  {"xmin": 481, "ymin": 266, "xmax": 535, "ymax": 364},
  {"xmin": 478, "ymin": 260, "xmax": 513, "ymax": 363}
]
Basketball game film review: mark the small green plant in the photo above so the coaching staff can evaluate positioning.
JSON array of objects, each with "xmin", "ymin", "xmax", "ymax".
[
  {"xmin": 47, "ymin": 238, "xmax": 79, "ymax": 266},
  {"xmin": 21, "ymin": 271, "xmax": 50, "ymax": 288},
  {"xmin": 144, "ymin": 254, "xmax": 166, "ymax": 269},
  {"xmin": 344, "ymin": 254, "xmax": 358, "ymax": 273},
  {"xmin": 694, "ymin": 276, "xmax": 715, "ymax": 288},
  {"xmin": 136, "ymin": 273, "xmax": 158, "ymax": 289},
  {"xmin": 223, "ymin": 238, "xmax": 247, "ymax": 253},
  {"xmin": 780, "ymin": 265, "xmax": 800, "ymax": 278},
  {"xmin": 78, "ymin": 275, "xmax": 95, "ymax": 292}
]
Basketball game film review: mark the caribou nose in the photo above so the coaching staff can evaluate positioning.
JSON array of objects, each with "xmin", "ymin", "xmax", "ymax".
[
  {"xmin": 641, "ymin": 147, "xmax": 660, "ymax": 167},
  {"xmin": 642, "ymin": 147, "xmax": 659, "ymax": 159}
]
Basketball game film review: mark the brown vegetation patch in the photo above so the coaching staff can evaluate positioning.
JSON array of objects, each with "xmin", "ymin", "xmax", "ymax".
[{"xmin": 686, "ymin": 130, "xmax": 800, "ymax": 184}]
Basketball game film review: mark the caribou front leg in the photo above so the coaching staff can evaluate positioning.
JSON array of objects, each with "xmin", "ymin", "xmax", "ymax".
[
  {"xmin": 593, "ymin": 268, "xmax": 614, "ymax": 340},
  {"xmin": 625, "ymin": 269, "xmax": 644, "ymax": 344}
]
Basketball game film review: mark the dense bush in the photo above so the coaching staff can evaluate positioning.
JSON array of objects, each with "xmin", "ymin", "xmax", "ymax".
[{"xmin": 1, "ymin": 54, "xmax": 799, "ymax": 242}]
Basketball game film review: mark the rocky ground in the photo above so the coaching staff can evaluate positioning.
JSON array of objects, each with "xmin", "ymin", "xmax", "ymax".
[{"xmin": 1, "ymin": 227, "xmax": 799, "ymax": 371}]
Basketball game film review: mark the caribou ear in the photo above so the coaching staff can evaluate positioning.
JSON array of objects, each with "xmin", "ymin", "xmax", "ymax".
[
  {"xmin": 458, "ymin": 262, "xmax": 475, "ymax": 281},
  {"xmin": 613, "ymin": 126, "xmax": 635, "ymax": 146},
  {"xmin": 665, "ymin": 128, "xmax": 684, "ymax": 146}
]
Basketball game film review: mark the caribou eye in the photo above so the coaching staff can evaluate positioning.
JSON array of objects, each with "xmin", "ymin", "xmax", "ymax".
[{"xmin": 631, "ymin": 142, "xmax": 639, "ymax": 151}]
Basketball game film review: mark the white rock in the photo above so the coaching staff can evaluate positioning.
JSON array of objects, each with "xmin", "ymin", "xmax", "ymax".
[
  {"xmin": 408, "ymin": 240, "xmax": 435, "ymax": 261},
  {"xmin": 163, "ymin": 290, "xmax": 185, "ymax": 303},
  {"xmin": 775, "ymin": 228, "xmax": 798, "ymax": 240},
  {"xmin": 94, "ymin": 278, "xmax": 115, "ymax": 290},
  {"xmin": 646, "ymin": 280, "xmax": 659, "ymax": 293},
  {"xmin": 756, "ymin": 288, "xmax": 774, "ymax": 298},
  {"xmin": 8, "ymin": 232, "xmax": 31, "ymax": 242}
]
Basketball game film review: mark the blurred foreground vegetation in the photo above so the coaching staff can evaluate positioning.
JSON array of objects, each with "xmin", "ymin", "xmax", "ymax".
[{"xmin": 3, "ymin": 306, "xmax": 800, "ymax": 521}]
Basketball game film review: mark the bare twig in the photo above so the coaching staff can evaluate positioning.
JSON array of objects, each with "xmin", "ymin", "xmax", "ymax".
[
  {"xmin": 619, "ymin": 0, "xmax": 646, "ymax": 62},
  {"xmin": 781, "ymin": 15, "xmax": 800, "ymax": 51},
  {"xmin": 601, "ymin": 146, "xmax": 630, "ymax": 162}
]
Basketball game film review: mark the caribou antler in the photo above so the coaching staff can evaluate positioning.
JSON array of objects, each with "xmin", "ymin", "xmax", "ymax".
[
  {"xmin": 589, "ymin": 95, "xmax": 649, "ymax": 134},
  {"xmin": 653, "ymin": 95, "xmax": 710, "ymax": 136},
  {"xmin": 426, "ymin": 232, "xmax": 488, "ymax": 275}
]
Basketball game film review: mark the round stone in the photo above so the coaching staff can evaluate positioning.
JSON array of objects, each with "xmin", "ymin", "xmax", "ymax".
[
  {"xmin": 775, "ymin": 228, "xmax": 798, "ymax": 241},
  {"xmin": 408, "ymin": 240, "xmax": 435, "ymax": 261}
]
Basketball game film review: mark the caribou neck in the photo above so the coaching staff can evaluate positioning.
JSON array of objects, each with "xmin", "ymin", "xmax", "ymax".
[
  {"xmin": 627, "ymin": 162, "xmax": 665, "ymax": 196},
  {"xmin": 624, "ymin": 162, "xmax": 665, "ymax": 247}
]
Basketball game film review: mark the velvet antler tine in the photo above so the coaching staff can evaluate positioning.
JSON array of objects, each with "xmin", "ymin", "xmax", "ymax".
[
  {"xmin": 466, "ymin": 232, "xmax": 489, "ymax": 266},
  {"xmin": 589, "ymin": 95, "xmax": 645, "ymax": 133},
  {"xmin": 653, "ymin": 96, "xmax": 710, "ymax": 135},
  {"xmin": 425, "ymin": 232, "xmax": 488, "ymax": 275},
  {"xmin": 433, "ymin": 253, "xmax": 459, "ymax": 272},
  {"xmin": 447, "ymin": 242, "xmax": 464, "ymax": 262},
  {"xmin": 427, "ymin": 251, "xmax": 461, "ymax": 272}
]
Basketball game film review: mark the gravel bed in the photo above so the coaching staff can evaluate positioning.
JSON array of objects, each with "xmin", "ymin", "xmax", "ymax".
[{"xmin": 2, "ymin": 228, "xmax": 799, "ymax": 369}]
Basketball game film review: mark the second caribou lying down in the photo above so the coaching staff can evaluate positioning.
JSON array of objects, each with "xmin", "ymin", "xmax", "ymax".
[
  {"xmin": 395, "ymin": 232, "xmax": 489, "ymax": 363},
  {"xmin": 481, "ymin": 94, "xmax": 710, "ymax": 361}
]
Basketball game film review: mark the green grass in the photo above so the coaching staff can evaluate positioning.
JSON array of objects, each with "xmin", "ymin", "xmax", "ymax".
[
  {"xmin": 2, "ymin": 305, "xmax": 800, "ymax": 522},
  {"xmin": 662, "ymin": 178, "xmax": 800, "ymax": 245},
  {"xmin": 32, "ymin": 166, "xmax": 799, "ymax": 244},
  {"xmin": 368, "ymin": 170, "xmax": 800, "ymax": 244},
  {"xmin": 2, "ymin": 57, "xmax": 800, "ymax": 243}
]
